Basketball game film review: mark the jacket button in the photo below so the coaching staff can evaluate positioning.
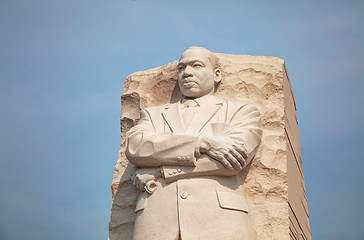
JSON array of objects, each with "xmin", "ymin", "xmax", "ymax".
[
  {"xmin": 168, "ymin": 170, "xmax": 173, "ymax": 175},
  {"xmin": 180, "ymin": 191, "xmax": 189, "ymax": 199},
  {"xmin": 173, "ymin": 170, "xmax": 177, "ymax": 174},
  {"xmin": 177, "ymin": 169, "xmax": 182, "ymax": 173}
]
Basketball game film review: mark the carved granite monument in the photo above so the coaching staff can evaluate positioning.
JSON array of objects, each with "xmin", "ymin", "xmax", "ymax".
[
  {"xmin": 126, "ymin": 47, "xmax": 261, "ymax": 239},
  {"xmin": 109, "ymin": 47, "xmax": 311, "ymax": 240}
]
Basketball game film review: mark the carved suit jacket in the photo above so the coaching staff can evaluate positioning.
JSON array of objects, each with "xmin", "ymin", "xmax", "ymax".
[{"xmin": 125, "ymin": 95, "xmax": 262, "ymax": 240}]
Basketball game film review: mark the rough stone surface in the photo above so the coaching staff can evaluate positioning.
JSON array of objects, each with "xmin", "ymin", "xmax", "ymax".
[{"xmin": 109, "ymin": 54, "xmax": 310, "ymax": 240}]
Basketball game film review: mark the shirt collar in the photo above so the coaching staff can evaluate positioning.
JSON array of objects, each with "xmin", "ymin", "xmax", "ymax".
[{"xmin": 180, "ymin": 95, "xmax": 222, "ymax": 107}]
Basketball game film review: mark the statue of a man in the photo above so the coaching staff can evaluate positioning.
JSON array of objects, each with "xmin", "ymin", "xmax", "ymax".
[{"xmin": 125, "ymin": 47, "xmax": 262, "ymax": 240}]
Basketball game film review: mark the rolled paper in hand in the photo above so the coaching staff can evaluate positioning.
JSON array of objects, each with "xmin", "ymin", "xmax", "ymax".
[{"xmin": 144, "ymin": 180, "xmax": 158, "ymax": 194}]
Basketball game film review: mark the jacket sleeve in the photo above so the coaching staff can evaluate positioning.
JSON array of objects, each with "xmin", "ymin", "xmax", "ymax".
[
  {"xmin": 125, "ymin": 108, "xmax": 199, "ymax": 167},
  {"xmin": 162, "ymin": 102, "xmax": 262, "ymax": 183},
  {"xmin": 224, "ymin": 102, "xmax": 262, "ymax": 163}
]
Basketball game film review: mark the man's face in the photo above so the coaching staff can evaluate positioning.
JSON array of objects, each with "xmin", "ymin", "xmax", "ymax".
[{"xmin": 177, "ymin": 48, "xmax": 220, "ymax": 98}]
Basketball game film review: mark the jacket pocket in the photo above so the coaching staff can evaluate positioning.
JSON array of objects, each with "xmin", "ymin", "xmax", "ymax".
[
  {"xmin": 216, "ymin": 189, "xmax": 249, "ymax": 213},
  {"xmin": 135, "ymin": 192, "xmax": 148, "ymax": 213}
]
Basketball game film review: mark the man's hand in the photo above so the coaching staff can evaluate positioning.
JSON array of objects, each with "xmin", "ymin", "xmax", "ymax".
[
  {"xmin": 198, "ymin": 135, "xmax": 248, "ymax": 171},
  {"xmin": 132, "ymin": 167, "xmax": 162, "ymax": 191}
]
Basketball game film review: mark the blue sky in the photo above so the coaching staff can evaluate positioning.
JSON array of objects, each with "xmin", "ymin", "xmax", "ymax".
[{"xmin": 0, "ymin": 1, "xmax": 363, "ymax": 239}]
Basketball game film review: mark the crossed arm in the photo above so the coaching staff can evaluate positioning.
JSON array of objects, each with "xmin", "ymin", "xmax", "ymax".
[{"xmin": 125, "ymin": 103, "xmax": 262, "ymax": 190}]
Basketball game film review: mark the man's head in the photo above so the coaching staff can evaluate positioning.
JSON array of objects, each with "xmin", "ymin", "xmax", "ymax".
[{"xmin": 177, "ymin": 47, "xmax": 221, "ymax": 99}]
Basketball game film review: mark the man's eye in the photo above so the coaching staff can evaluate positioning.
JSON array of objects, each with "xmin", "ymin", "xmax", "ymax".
[
  {"xmin": 193, "ymin": 63, "xmax": 203, "ymax": 67},
  {"xmin": 178, "ymin": 65, "xmax": 185, "ymax": 71}
]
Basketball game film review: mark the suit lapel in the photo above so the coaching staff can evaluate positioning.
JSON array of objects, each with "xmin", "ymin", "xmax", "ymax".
[
  {"xmin": 161, "ymin": 102, "xmax": 185, "ymax": 133},
  {"xmin": 186, "ymin": 101, "xmax": 223, "ymax": 133}
]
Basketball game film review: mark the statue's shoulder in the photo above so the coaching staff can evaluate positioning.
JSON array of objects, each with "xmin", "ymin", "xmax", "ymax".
[
  {"xmin": 141, "ymin": 102, "xmax": 178, "ymax": 118},
  {"xmin": 143, "ymin": 102, "xmax": 176, "ymax": 112},
  {"xmin": 223, "ymin": 99, "xmax": 256, "ymax": 110},
  {"xmin": 143, "ymin": 105, "xmax": 162, "ymax": 112},
  {"xmin": 223, "ymin": 99, "xmax": 260, "ymax": 120}
]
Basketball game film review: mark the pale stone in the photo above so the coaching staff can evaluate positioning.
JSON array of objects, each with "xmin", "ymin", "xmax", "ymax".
[{"xmin": 109, "ymin": 48, "xmax": 311, "ymax": 240}]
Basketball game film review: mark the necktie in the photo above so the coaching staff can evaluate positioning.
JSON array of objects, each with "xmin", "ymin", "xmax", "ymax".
[{"xmin": 182, "ymin": 100, "xmax": 197, "ymax": 128}]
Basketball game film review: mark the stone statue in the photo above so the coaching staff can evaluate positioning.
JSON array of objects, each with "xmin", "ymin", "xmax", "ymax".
[{"xmin": 125, "ymin": 47, "xmax": 262, "ymax": 240}]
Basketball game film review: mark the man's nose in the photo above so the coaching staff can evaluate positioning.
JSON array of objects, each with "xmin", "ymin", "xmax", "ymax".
[{"xmin": 182, "ymin": 66, "xmax": 193, "ymax": 78}]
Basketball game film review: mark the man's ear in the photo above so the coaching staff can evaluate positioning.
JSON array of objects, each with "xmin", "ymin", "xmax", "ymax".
[{"xmin": 214, "ymin": 69, "xmax": 222, "ymax": 84}]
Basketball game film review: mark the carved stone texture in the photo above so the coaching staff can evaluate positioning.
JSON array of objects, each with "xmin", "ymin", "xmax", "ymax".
[{"xmin": 109, "ymin": 53, "xmax": 311, "ymax": 240}]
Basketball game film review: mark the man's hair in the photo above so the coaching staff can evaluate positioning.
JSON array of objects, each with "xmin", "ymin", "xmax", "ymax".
[{"xmin": 182, "ymin": 46, "xmax": 221, "ymax": 70}]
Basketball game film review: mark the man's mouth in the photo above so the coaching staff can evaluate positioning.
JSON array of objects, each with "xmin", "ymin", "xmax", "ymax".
[{"xmin": 182, "ymin": 79, "xmax": 197, "ymax": 88}]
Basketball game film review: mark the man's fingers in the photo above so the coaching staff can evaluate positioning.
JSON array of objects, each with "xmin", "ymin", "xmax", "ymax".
[
  {"xmin": 132, "ymin": 171, "xmax": 160, "ymax": 192},
  {"xmin": 220, "ymin": 157, "xmax": 234, "ymax": 170},
  {"xmin": 135, "ymin": 177, "xmax": 141, "ymax": 190},
  {"xmin": 134, "ymin": 174, "xmax": 143, "ymax": 191},
  {"xmin": 230, "ymin": 148, "xmax": 246, "ymax": 167},
  {"xmin": 138, "ymin": 182, "xmax": 144, "ymax": 191},
  {"xmin": 215, "ymin": 153, "xmax": 234, "ymax": 170},
  {"xmin": 234, "ymin": 144, "xmax": 248, "ymax": 159},
  {"xmin": 223, "ymin": 151, "xmax": 242, "ymax": 170}
]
